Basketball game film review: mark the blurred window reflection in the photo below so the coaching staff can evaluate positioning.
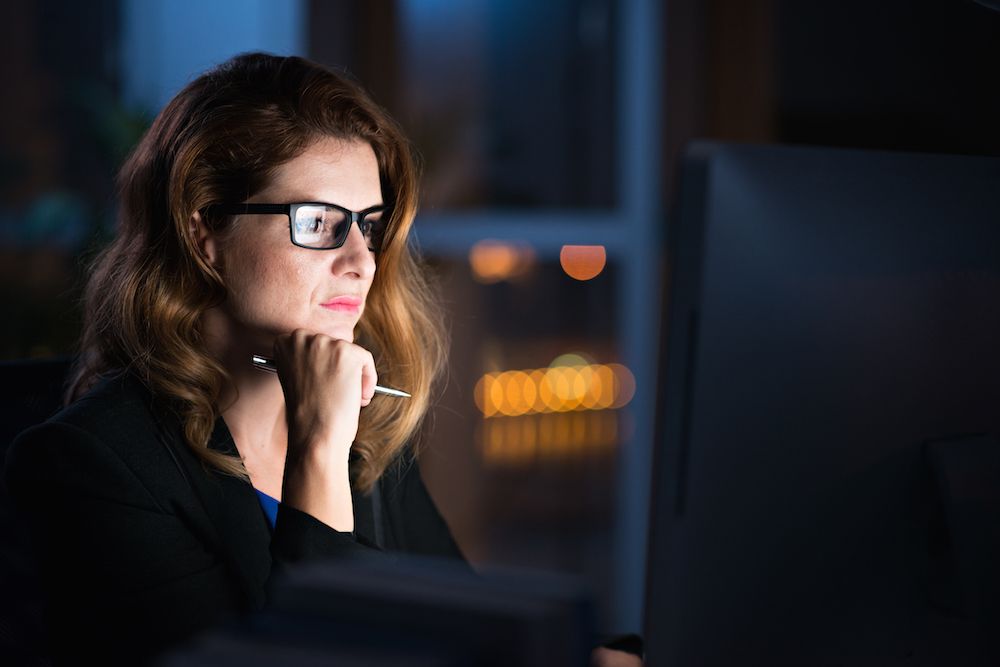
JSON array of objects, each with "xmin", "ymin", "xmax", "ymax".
[
  {"xmin": 422, "ymin": 256, "xmax": 621, "ymax": 617},
  {"xmin": 392, "ymin": 0, "xmax": 617, "ymax": 210}
]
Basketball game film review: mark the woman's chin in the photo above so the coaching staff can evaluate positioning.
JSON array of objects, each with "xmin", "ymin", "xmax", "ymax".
[
  {"xmin": 244, "ymin": 322, "xmax": 355, "ymax": 345},
  {"xmin": 317, "ymin": 325, "xmax": 355, "ymax": 343}
]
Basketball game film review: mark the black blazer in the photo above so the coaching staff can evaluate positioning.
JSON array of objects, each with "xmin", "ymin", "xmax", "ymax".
[{"xmin": 3, "ymin": 372, "xmax": 465, "ymax": 663}]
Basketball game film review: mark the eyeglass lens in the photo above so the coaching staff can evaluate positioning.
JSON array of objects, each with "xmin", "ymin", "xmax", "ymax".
[{"xmin": 292, "ymin": 205, "xmax": 386, "ymax": 250}]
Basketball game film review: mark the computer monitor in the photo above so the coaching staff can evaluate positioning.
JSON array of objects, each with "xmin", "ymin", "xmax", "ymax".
[{"xmin": 645, "ymin": 143, "xmax": 1000, "ymax": 666}]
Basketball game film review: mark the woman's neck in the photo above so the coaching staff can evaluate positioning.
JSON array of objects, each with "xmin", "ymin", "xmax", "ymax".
[
  {"xmin": 203, "ymin": 310, "xmax": 289, "ymax": 481},
  {"xmin": 220, "ymin": 357, "xmax": 290, "ymax": 497}
]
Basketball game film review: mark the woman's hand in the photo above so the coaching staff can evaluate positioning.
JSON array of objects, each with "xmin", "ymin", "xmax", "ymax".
[
  {"xmin": 273, "ymin": 329, "xmax": 377, "ymax": 461},
  {"xmin": 272, "ymin": 329, "xmax": 377, "ymax": 532}
]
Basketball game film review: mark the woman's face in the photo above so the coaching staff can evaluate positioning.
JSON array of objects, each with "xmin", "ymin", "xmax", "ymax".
[{"xmin": 207, "ymin": 137, "xmax": 380, "ymax": 350}]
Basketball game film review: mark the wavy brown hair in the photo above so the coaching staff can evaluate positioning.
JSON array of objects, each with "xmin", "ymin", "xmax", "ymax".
[{"xmin": 68, "ymin": 53, "xmax": 447, "ymax": 493}]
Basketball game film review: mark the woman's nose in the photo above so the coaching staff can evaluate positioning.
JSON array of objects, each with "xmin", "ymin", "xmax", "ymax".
[{"xmin": 334, "ymin": 220, "xmax": 376, "ymax": 278}]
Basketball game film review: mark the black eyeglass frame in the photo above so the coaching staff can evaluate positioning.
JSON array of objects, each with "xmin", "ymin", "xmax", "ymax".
[{"xmin": 208, "ymin": 202, "xmax": 392, "ymax": 251}]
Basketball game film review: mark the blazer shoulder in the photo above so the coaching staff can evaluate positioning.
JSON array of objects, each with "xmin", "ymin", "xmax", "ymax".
[
  {"xmin": 5, "ymin": 373, "xmax": 187, "ymax": 507},
  {"xmin": 50, "ymin": 372, "xmax": 163, "ymax": 440}
]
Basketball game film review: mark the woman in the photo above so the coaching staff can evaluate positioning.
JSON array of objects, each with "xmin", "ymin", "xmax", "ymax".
[{"xmin": 5, "ymin": 53, "xmax": 641, "ymax": 665}]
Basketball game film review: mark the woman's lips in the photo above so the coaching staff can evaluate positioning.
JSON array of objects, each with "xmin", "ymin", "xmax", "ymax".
[{"xmin": 320, "ymin": 296, "xmax": 362, "ymax": 313}]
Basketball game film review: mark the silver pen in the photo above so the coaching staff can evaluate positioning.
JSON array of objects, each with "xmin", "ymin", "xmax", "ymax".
[{"xmin": 250, "ymin": 354, "xmax": 412, "ymax": 398}]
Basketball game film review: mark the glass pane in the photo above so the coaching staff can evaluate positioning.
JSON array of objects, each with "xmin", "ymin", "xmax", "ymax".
[
  {"xmin": 0, "ymin": 1, "xmax": 123, "ymax": 360},
  {"xmin": 394, "ymin": 0, "xmax": 617, "ymax": 210},
  {"xmin": 420, "ymin": 251, "xmax": 632, "ymax": 628}
]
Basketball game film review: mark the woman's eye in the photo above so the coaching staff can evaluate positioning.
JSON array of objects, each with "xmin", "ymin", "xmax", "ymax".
[{"xmin": 297, "ymin": 217, "xmax": 323, "ymax": 234}]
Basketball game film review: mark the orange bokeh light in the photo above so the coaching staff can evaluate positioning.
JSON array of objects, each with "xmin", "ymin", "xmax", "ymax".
[
  {"xmin": 469, "ymin": 240, "xmax": 536, "ymax": 283},
  {"xmin": 559, "ymin": 245, "xmax": 607, "ymax": 281}
]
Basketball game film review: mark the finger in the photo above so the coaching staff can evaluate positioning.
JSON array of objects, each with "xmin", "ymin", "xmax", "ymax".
[{"xmin": 360, "ymin": 351, "xmax": 378, "ymax": 406}]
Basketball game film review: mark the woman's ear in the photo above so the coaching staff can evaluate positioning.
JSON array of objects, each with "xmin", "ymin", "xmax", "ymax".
[{"xmin": 189, "ymin": 211, "xmax": 219, "ymax": 266}]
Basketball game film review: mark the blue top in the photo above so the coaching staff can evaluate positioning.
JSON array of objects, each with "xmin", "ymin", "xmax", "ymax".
[{"xmin": 254, "ymin": 488, "xmax": 280, "ymax": 529}]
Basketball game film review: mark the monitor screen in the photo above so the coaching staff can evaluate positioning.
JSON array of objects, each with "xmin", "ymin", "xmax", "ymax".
[{"xmin": 645, "ymin": 143, "xmax": 1000, "ymax": 666}]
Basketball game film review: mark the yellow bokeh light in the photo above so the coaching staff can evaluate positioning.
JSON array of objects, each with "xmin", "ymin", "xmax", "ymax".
[
  {"xmin": 505, "ymin": 371, "xmax": 524, "ymax": 415},
  {"xmin": 518, "ymin": 371, "xmax": 537, "ymax": 413},
  {"xmin": 551, "ymin": 367, "xmax": 572, "ymax": 402},
  {"xmin": 529, "ymin": 369, "xmax": 546, "ymax": 412},
  {"xmin": 609, "ymin": 363, "xmax": 636, "ymax": 408},
  {"xmin": 477, "ymin": 361, "xmax": 635, "ymax": 417},
  {"xmin": 550, "ymin": 352, "xmax": 590, "ymax": 368},
  {"xmin": 489, "ymin": 373, "xmax": 507, "ymax": 416},
  {"xmin": 569, "ymin": 367, "xmax": 587, "ymax": 410},
  {"xmin": 596, "ymin": 365, "xmax": 616, "ymax": 409},
  {"xmin": 580, "ymin": 365, "xmax": 599, "ymax": 409},
  {"xmin": 480, "ymin": 375, "xmax": 495, "ymax": 417},
  {"xmin": 541, "ymin": 368, "xmax": 563, "ymax": 411},
  {"xmin": 474, "ymin": 375, "xmax": 487, "ymax": 414}
]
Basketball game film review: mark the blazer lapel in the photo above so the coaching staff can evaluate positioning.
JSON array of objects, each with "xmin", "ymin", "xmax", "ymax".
[
  {"xmin": 152, "ymin": 408, "xmax": 273, "ymax": 610},
  {"xmin": 149, "ymin": 389, "xmax": 382, "ymax": 607},
  {"xmin": 350, "ymin": 471, "xmax": 379, "ymax": 548}
]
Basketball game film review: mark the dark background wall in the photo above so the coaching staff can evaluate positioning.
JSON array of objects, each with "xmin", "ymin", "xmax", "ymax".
[{"xmin": 664, "ymin": 0, "xmax": 1000, "ymax": 196}]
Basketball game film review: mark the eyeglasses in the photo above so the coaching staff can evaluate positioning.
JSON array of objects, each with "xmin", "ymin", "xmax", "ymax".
[{"xmin": 209, "ymin": 202, "xmax": 391, "ymax": 251}]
